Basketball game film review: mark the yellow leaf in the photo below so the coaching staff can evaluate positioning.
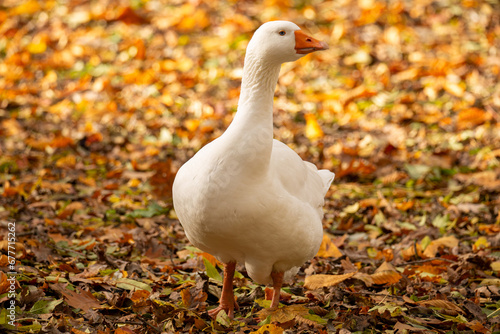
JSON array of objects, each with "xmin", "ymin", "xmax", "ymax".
[
  {"xmin": 304, "ymin": 114, "xmax": 324, "ymax": 141},
  {"xmin": 316, "ymin": 234, "xmax": 342, "ymax": 258},
  {"xmin": 251, "ymin": 324, "xmax": 284, "ymax": 334},
  {"xmin": 479, "ymin": 278, "xmax": 500, "ymax": 286},
  {"xmin": 27, "ymin": 40, "xmax": 47, "ymax": 54},
  {"xmin": 127, "ymin": 179, "xmax": 141, "ymax": 188},
  {"xmin": 491, "ymin": 261, "xmax": 500, "ymax": 272},
  {"xmin": 444, "ymin": 82, "xmax": 464, "ymax": 97},
  {"xmin": 10, "ymin": 0, "xmax": 41, "ymax": 15},
  {"xmin": 473, "ymin": 236, "xmax": 490, "ymax": 252},
  {"xmin": 304, "ymin": 272, "xmax": 356, "ymax": 290}
]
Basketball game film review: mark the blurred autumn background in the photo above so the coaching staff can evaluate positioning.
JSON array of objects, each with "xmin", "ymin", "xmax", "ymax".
[{"xmin": 1, "ymin": 0, "xmax": 500, "ymax": 332}]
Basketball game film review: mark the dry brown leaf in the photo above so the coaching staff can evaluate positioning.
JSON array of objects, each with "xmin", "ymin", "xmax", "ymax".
[
  {"xmin": 422, "ymin": 235, "xmax": 459, "ymax": 258},
  {"xmin": 418, "ymin": 299, "xmax": 464, "ymax": 315},
  {"xmin": 304, "ymin": 272, "xmax": 356, "ymax": 290},
  {"xmin": 0, "ymin": 241, "xmax": 26, "ymax": 259},
  {"xmin": 51, "ymin": 283, "xmax": 101, "ymax": 313},
  {"xmin": 57, "ymin": 201, "xmax": 84, "ymax": 219},
  {"xmin": 257, "ymin": 304, "xmax": 309, "ymax": 323},
  {"xmin": 353, "ymin": 272, "xmax": 374, "ymax": 287},
  {"xmin": 316, "ymin": 234, "xmax": 342, "ymax": 258},
  {"xmin": 374, "ymin": 261, "xmax": 398, "ymax": 274},
  {"xmin": 465, "ymin": 320, "xmax": 490, "ymax": 334}
]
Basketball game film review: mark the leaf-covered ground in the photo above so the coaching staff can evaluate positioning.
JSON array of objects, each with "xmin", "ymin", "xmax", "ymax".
[{"xmin": 1, "ymin": 0, "xmax": 500, "ymax": 333}]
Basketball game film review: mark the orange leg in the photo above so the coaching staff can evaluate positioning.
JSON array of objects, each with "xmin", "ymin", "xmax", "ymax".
[
  {"xmin": 270, "ymin": 271, "xmax": 284, "ymax": 309},
  {"xmin": 208, "ymin": 261, "xmax": 238, "ymax": 319}
]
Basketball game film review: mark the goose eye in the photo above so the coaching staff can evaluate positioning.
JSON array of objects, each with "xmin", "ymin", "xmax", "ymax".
[{"xmin": 278, "ymin": 30, "xmax": 286, "ymax": 36}]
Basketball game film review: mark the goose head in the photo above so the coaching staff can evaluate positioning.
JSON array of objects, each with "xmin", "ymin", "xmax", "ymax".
[{"xmin": 246, "ymin": 21, "xmax": 329, "ymax": 64}]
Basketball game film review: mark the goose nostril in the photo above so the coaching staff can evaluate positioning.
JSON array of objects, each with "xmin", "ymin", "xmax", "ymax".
[{"xmin": 306, "ymin": 38, "xmax": 312, "ymax": 42}]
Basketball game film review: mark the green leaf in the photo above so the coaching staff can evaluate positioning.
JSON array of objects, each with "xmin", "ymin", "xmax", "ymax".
[
  {"xmin": 421, "ymin": 235, "xmax": 432, "ymax": 250},
  {"xmin": 128, "ymin": 202, "xmax": 168, "ymax": 218},
  {"xmin": 436, "ymin": 312, "xmax": 468, "ymax": 323},
  {"xmin": 404, "ymin": 164, "xmax": 431, "ymax": 180},
  {"xmin": 369, "ymin": 303, "xmax": 407, "ymax": 317},
  {"xmin": 116, "ymin": 278, "xmax": 152, "ymax": 292},
  {"xmin": 257, "ymin": 315, "xmax": 272, "ymax": 326},
  {"xmin": 28, "ymin": 299, "xmax": 63, "ymax": 314},
  {"xmin": 303, "ymin": 312, "xmax": 328, "ymax": 325},
  {"xmin": 487, "ymin": 307, "xmax": 500, "ymax": 319},
  {"xmin": 203, "ymin": 258, "xmax": 222, "ymax": 281},
  {"xmin": 432, "ymin": 214, "xmax": 450, "ymax": 232},
  {"xmin": 396, "ymin": 221, "xmax": 417, "ymax": 230},
  {"xmin": 215, "ymin": 309, "xmax": 231, "ymax": 327}
]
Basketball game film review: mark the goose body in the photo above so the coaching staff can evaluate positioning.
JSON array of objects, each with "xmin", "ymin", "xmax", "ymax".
[{"xmin": 173, "ymin": 21, "xmax": 334, "ymax": 317}]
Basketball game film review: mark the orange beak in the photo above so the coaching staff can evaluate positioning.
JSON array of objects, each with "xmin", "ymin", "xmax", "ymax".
[{"xmin": 294, "ymin": 30, "xmax": 329, "ymax": 54}]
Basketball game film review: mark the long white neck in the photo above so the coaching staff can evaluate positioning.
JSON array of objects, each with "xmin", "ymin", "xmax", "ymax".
[
  {"xmin": 221, "ymin": 51, "xmax": 281, "ymax": 172},
  {"xmin": 227, "ymin": 51, "xmax": 281, "ymax": 136}
]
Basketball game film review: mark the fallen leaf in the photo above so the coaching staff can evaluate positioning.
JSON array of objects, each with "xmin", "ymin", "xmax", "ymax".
[
  {"xmin": 371, "ymin": 271, "xmax": 402, "ymax": 285},
  {"xmin": 423, "ymin": 235, "xmax": 459, "ymax": 258},
  {"xmin": 304, "ymin": 114, "xmax": 324, "ymax": 141},
  {"xmin": 304, "ymin": 272, "xmax": 356, "ymax": 290},
  {"xmin": 50, "ymin": 283, "xmax": 101, "ymax": 312},
  {"xmin": 316, "ymin": 234, "xmax": 342, "ymax": 258},
  {"xmin": 417, "ymin": 299, "xmax": 464, "ymax": 315},
  {"xmin": 251, "ymin": 324, "xmax": 284, "ymax": 334},
  {"xmin": 457, "ymin": 107, "xmax": 491, "ymax": 130}
]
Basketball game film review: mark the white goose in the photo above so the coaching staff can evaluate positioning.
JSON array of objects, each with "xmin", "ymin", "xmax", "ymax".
[{"xmin": 173, "ymin": 21, "xmax": 334, "ymax": 318}]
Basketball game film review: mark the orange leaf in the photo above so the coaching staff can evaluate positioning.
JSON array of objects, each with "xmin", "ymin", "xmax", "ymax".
[
  {"xmin": 457, "ymin": 107, "xmax": 491, "ymax": 130},
  {"xmin": 199, "ymin": 252, "xmax": 220, "ymax": 267},
  {"xmin": 131, "ymin": 289, "xmax": 150, "ymax": 303},
  {"xmin": 304, "ymin": 272, "xmax": 356, "ymax": 290},
  {"xmin": 371, "ymin": 271, "xmax": 402, "ymax": 285},
  {"xmin": 466, "ymin": 320, "xmax": 491, "ymax": 334},
  {"xmin": 371, "ymin": 262, "xmax": 402, "ymax": 284},
  {"xmin": 316, "ymin": 234, "xmax": 342, "ymax": 258},
  {"xmin": 10, "ymin": 0, "xmax": 41, "ymax": 15},
  {"xmin": 55, "ymin": 155, "xmax": 76, "ymax": 168},
  {"xmin": 395, "ymin": 200, "xmax": 414, "ymax": 211},
  {"xmin": 114, "ymin": 328, "xmax": 135, "ymax": 334}
]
